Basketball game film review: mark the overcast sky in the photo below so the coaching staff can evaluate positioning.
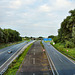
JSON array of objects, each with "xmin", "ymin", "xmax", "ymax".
[{"xmin": 0, "ymin": 0, "xmax": 75, "ymax": 37}]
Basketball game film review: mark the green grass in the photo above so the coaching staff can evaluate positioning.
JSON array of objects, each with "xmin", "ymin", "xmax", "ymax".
[
  {"xmin": 52, "ymin": 43, "xmax": 75, "ymax": 60},
  {"xmin": 0, "ymin": 40, "xmax": 30, "ymax": 49},
  {"xmin": 3, "ymin": 43, "xmax": 33, "ymax": 75},
  {"xmin": 40, "ymin": 41, "xmax": 44, "ymax": 49},
  {"xmin": 44, "ymin": 41, "xmax": 51, "ymax": 43}
]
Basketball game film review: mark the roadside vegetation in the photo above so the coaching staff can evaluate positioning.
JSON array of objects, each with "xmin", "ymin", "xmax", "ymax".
[
  {"xmin": 40, "ymin": 41, "xmax": 44, "ymax": 49},
  {"xmin": 3, "ymin": 43, "xmax": 33, "ymax": 75},
  {"xmin": 0, "ymin": 28, "xmax": 23, "ymax": 49},
  {"xmin": 51, "ymin": 42, "xmax": 75, "ymax": 60},
  {"xmin": 0, "ymin": 28, "xmax": 22, "ymax": 43},
  {"xmin": 48, "ymin": 9, "xmax": 75, "ymax": 60},
  {"xmin": 0, "ymin": 28, "xmax": 31, "ymax": 49},
  {"xmin": 0, "ymin": 38, "xmax": 30, "ymax": 49}
]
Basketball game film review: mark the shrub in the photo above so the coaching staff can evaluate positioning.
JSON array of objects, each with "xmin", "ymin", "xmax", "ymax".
[
  {"xmin": 65, "ymin": 41, "xmax": 74, "ymax": 48},
  {"xmin": 53, "ymin": 36, "xmax": 60, "ymax": 43}
]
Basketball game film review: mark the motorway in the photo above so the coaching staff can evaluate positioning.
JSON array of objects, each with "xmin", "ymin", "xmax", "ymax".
[
  {"xmin": 0, "ymin": 41, "xmax": 31, "ymax": 67},
  {"xmin": 42, "ymin": 41, "xmax": 75, "ymax": 75},
  {"xmin": 17, "ymin": 41, "xmax": 52, "ymax": 75}
]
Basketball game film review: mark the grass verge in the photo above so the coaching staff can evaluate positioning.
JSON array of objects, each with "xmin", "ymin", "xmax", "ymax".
[
  {"xmin": 0, "ymin": 40, "xmax": 30, "ymax": 49},
  {"xmin": 3, "ymin": 43, "xmax": 33, "ymax": 75},
  {"xmin": 51, "ymin": 42, "xmax": 75, "ymax": 61},
  {"xmin": 40, "ymin": 41, "xmax": 44, "ymax": 49}
]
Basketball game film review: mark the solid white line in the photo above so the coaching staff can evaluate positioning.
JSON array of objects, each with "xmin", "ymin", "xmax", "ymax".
[
  {"xmin": 0, "ymin": 42, "xmax": 26, "ymax": 55},
  {"xmin": 0, "ymin": 46, "xmax": 16, "ymax": 55},
  {"xmin": 33, "ymin": 58, "xmax": 35, "ymax": 64},
  {"xmin": 50, "ymin": 44, "xmax": 75, "ymax": 64},
  {"xmin": 0, "ymin": 47, "xmax": 22, "ymax": 69},
  {"xmin": 0, "ymin": 41, "xmax": 35, "ymax": 73}
]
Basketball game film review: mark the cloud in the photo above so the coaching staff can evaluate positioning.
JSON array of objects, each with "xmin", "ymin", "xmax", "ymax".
[
  {"xmin": 50, "ymin": 0, "xmax": 75, "ymax": 11},
  {"xmin": 9, "ymin": 0, "xmax": 22, "ymax": 9},
  {"xmin": 22, "ymin": 0, "xmax": 36, "ymax": 5},
  {"xmin": 38, "ymin": 4, "xmax": 51, "ymax": 12},
  {"xmin": 0, "ymin": 0, "xmax": 75, "ymax": 37}
]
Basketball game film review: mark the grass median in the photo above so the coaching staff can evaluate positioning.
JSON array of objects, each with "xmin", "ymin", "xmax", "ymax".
[
  {"xmin": 40, "ymin": 41, "xmax": 44, "ymax": 49},
  {"xmin": 3, "ymin": 43, "xmax": 33, "ymax": 75}
]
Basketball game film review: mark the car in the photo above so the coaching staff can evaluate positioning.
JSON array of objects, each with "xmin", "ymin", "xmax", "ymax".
[{"xmin": 7, "ymin": 50, "xmax": 12, "ymax": 54}]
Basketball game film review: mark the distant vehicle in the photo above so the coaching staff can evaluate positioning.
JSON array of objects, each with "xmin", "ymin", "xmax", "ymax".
[{"xmin": 7, "ymin": 50, "xmax": 12, "ymax": 54}]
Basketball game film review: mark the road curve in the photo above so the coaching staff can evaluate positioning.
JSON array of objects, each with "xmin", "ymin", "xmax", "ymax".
[
  {"xmin": 42, "ymin": 41, "xmax": 75, "ymax": 75},
  {"xmin": 0, "ymin": 41, "xmax": 31, "ymax": 67}
]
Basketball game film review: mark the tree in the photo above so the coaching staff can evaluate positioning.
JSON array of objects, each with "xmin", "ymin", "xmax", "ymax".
[
  {"xmin": 58, "ymin": 9, "xmax": 75, "ymax": 43},
  {"xmin": 72, "ymin": 26, "xmax": 75, "ymax": 44},
  {"xmin": 3, "ymin": 29, "xmax": 9, "ymax": 43},
  {"xmin": 0, "ymin": 28, "xmax": 4, "ymax": 43},
  {"xmin": 0, "ymin": 28, "xmax": 22, "ymax": 43},
  {"xmin": 48, "ymin": 35, "xmax": 54, "ymax": 39}
]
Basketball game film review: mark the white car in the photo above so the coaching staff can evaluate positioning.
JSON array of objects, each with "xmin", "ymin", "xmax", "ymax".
[{"xmin": 8, "ymin": 50, "xmax": 12, "ymax": 54}]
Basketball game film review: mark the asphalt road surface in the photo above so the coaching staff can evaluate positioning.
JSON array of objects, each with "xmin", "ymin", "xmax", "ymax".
[
  {"xmin": 0, "ymin": 41, "xmax": 31, "ymax": 67},
  {"xmin": 17, "ymin": 41, "xmax": 52, "ymax": 75},
  {"xmin": 42, "ymin": 41, "xmax": 75, "ymax": 75}
]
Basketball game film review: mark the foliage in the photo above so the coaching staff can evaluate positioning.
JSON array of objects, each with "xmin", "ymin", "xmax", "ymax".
[
  {"xmin": 58, "ymin": 9, "xmax": 75, "ymax": 47},
  {"xmin": 3, "ymin": 43, "xmax": 33, "ymax": 75},
  {"xmin": 48, "ymin": 35, "xmax": 54, "ymax": 39},
  {"xmin": 65, "ymin": 41, "xmax": 75, "ymax": 48},
  {"xmin": 52, "ymin": 43, "xmax": 75, "ymax": 60},
  {"xmin": 0, "ymin": 28, "xmax": 22, "ymax": 43},
  {"xmin": 72, "ymin": 26, "xmax": 75, "ymax": 44},
  {"xmin": 40, "ymin": 41, "xmax": 44, "ymax": 49},
  {"xmin": 37, "ymin": 36, "xmax": 43, "ymax": 40},
  {"xmin": 0, "ymin": 38, "xmax": 26, "ymax": 49},
  {"xmin": 25, "ymin": 36, "xmax": 30, "ymax": 40},
  {"xmin": 53, "ymin": 36, "xmax": 60, "ymax": 43}
]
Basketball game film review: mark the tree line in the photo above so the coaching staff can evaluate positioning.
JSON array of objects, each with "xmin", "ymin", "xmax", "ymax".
[
  {"xmin": 0, "ymin": 28, "xmax": 22, "ymax": 43},
  {"xmin": 48, "ymin": 9, "xmax": 75, "ymax": 48}
]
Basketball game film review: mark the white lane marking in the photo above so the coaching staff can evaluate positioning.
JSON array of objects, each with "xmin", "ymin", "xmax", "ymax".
[
  {"xmin": 33, "ymin": 73, "xmax": 35, "ymax": 75},
  {"xmin": 0, "ymin": 46, "xmax": 16, "ymax": 55},
  {"xmin": 0, "ymin": 42, "xmax": 26, "ymax": 55},
  {"xmin": 50, "ymin": 44, "xmax": 75, "ymax": 64},
  {"xmin": 33, "ymin": 58, "xmax": 35, "ymax": 64},
  {"xmin": 0, "ymin": 47, "xmax": 22, "ymax": 69},
  {"xmin": 59, "ymin": 58, "xmax": 63, "ymax": 62},
  {"xmin": 34, "ymin": 52, "xmax": 35, "ymax": 55},
  {"xmin": 0, "ymin": 41, "xmax": 35, "ymax": 68}
]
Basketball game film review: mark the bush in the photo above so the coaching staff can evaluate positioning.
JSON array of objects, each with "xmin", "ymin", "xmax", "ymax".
[
  {"xmin": 53, "ymin": 36, "xmax": 60, "ymax": 43},
  {"xmin": 65, "ymin": 41, "xmax": 74, "ymax": 48}
]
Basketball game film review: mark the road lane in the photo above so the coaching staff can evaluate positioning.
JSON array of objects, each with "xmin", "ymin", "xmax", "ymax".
[
  {"xmin": 17, "ymin": 41, "xmax": 52, "ymax": 75},
  {"xmin": 42, "ymin": 41, "xmax": 75, "ymax": 75},
  {"xmin": 0, "ymin": 41, "xmax": 31, "ymax": 67},
  {"xmin": 0, "ymin": 41, "xmax": 27, "ymax": 54}
]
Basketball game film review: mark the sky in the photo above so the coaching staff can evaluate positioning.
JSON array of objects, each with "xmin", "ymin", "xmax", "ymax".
[{"xmin": 0, "ymin": 0, "xmax": 75, "ymax": 37}]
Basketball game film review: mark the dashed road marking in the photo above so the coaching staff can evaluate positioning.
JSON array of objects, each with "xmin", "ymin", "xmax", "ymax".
[
  {"xmin": 59, "ymin": 58, "xmax": 63, "ymax": 62},
  {"xmin": 34, "ymin": 49, "xmax": 35, "ymax": 52},
  {"xmin": 33, "ymin": 73, "xmax": 35, "ymax": 75},
  {"xmin": 33, "ymin": 58, "xmax": 35, "ymax": 64},
  {"xmin": 34, "ymin": 52, "xmax": 35, "ymax": 55}
]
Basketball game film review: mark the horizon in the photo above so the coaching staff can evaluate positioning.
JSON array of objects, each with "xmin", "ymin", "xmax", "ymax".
[{"xmin": 0, "ymin": 0, "xmax": 75, "ymax": 37}]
